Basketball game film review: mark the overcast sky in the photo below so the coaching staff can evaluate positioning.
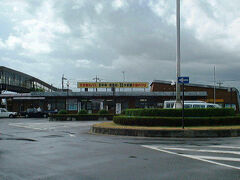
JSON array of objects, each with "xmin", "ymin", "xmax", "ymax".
[{"xmin": 0, "ymin": 0, "xmax": 240, "ymax": 91}]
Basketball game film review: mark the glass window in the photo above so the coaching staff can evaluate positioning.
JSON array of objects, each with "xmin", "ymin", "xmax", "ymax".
[
  {"xmin": 184, "ymin": 104, "xmax": 192, "ymax": 108},
  {"xmin": 86, "ymin": 102, "xmax": 92, "ymax": 110},
  {"xmin": 66, "ymin": 99, "xmax": 77, "ymax": 111},
  {"xmin": 193, "ymin": 104, "xmax": 201, "ymax": 108},
  {"xmin": 67, "ymin": 104, "xmax": 77, "ymax": 111}
]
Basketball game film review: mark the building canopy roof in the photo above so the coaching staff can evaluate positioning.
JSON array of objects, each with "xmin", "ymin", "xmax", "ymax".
[
  {"xmin": 0, "ymin": 91, "xmax": 207, "ymax": 98},
  {"xmin": 151, "ymin": 80, "xmax": 237, "ymax": 91}
]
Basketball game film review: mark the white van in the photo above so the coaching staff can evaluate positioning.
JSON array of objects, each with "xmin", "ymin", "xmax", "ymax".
[
  {"xmin": 0, "ymin": 108, "xmax": 18, "ymax": 118},
  {"xmin": 163, "ymin": 100, "xmax": 221, "ymax": 109}
]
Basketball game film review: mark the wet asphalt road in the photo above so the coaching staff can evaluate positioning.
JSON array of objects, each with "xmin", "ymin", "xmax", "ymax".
[{"xmin": 1, "ymin": 118, "xmax": 240, "ymax": 180}]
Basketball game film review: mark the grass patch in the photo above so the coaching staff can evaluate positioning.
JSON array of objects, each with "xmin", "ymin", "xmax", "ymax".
[
  {"xmin": 113, "ymin": 116, "xmax": 240, "ymax": 126},
  {"xmin": 93, "ymin": 122, "xmax": 240, "ymax": 131}
]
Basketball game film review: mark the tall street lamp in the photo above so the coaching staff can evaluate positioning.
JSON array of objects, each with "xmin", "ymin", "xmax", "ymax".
[{"xmin": 175, "ymin": 0, "xmax": 182, "ymax": 108}]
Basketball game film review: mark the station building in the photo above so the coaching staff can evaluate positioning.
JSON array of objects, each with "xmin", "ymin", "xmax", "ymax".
[
  {"xmin": 0, "ymin": 79, "xmax": 239, "ymax": 113},
  {"xmin": 1, "ymin": 90, "xmax": 207, "ymax": 114}
]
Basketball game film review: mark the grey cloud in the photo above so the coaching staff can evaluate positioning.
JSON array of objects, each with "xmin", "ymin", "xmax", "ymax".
[{"xmin": 0, "ymin": 0, "xmax": 240, "ymax": 90}]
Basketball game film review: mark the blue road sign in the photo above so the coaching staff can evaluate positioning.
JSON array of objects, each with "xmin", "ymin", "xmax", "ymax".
[{"xmin": 178, "ymin": 76, "xmax": 189, "ymax": 84}]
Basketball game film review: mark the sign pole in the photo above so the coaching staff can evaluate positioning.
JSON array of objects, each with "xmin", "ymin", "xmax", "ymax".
[
  {"xmin": 178, "ymin": 76, "xmax": 189, "ymax": 129},
  {"xmin": 182, "ymin": 82, "xmax": 184, "ymax": 129}
]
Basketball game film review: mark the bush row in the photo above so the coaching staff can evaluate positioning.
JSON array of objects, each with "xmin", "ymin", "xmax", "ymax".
[
  {"xmin": 58, "ymin": 109, "xmax": 109, "ymax": 115},
  {"xmin": 113, "ymin": 116, "xmax": 240, "ymax": 127},
  {"xmin": 124, "ymin": 108, "xmax": 235, "ymax": 117},
  {"xmin": 49, "ymin": 114, "xmax": 113, "ymax": 121}
]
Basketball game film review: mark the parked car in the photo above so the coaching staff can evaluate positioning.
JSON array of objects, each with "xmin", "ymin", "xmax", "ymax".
[
  {"xmin": 20, "ymin": 108, "xmax": 49, "ymax": 118},
  {"xmin": 44, "ymin": 109, "xmax": 58, "ymax": 116},
  {"xmin": 0, "ymin": 108, "xmax": 18, "ymax": 118}
]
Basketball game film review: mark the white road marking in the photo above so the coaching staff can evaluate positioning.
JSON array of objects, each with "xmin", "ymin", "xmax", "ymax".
[
  {"xmin": 207, "ymin": 145, "xmax": 240, "ymax": 149},
  {"xmin": 189, "ymin": 155, "xmax": 240, "ymax": 162},
  {"xmin": 142, "ymin": 145, "xmax": 240, "ymax": 170},
  {"xmin": 9, "ymin": 123, "xmax": 56, "ymax": 130},
  {"xmin": 8, "ymin": 122, "xmax": 97, "ymax": 130},
  {"xmin": 162, "ymin": 147, "xmax": 240, "ymax": 155}
]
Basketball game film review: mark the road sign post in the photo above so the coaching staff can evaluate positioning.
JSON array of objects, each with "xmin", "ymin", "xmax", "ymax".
[
  {"xmin": 182, "ymin": 82, "xmax": 185, "ymax": 129},
  {"xmin": 178, "ymin": 77, "xmax": 189, "ymax": 129}
]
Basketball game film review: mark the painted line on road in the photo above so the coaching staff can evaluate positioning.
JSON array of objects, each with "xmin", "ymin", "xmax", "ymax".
[
  {"xmin": 188, "ymin": 155, "xmax": 240, "ymax": 162},
  {"xmin": 8, "ymin": 123, "xmax": 48, "ymax": 130},
  {"xmin": 162, "ymin": 147, "xmax": 240, "ymax": 155},
  {"xmin": 207, "ymin": 145, "xmax": 240, "ymax": 149},
  {"xmin": 142, "ymin": 145, "xmax": 240, "ymax": 170}
]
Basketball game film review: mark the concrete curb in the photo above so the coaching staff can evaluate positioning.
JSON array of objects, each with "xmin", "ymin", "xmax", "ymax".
[{"xmin": 91, "ymin": 126, "xmax": 240, "ymax": 137}]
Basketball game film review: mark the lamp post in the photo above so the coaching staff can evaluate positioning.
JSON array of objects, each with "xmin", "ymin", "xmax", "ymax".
[{"xmin": 175, "ymin": 0, "xmax": 182, "ymax": 108}]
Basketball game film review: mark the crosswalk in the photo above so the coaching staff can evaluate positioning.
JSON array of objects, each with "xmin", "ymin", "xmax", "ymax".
[
  {"xmin": 8, "ymin": 121, "xmax": 98, "ymax": 131},
  {"xmin": 142, "ymin": 144, "xmax": 240, "ymax": 170}
]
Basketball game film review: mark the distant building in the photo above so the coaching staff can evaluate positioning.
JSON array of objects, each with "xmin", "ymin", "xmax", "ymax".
[
  {"xmin": 0, "ymin": 78, "xmax": 238, "ymax": 113},
  {"xmin": 151, "ymin": 80, "xmax": 240, "ymax": 111},
  {"xmin": 0, "ymin": 90, "xmax": 207, "ymax": 113}
]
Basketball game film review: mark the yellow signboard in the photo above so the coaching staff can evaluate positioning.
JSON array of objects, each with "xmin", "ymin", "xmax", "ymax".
[
  {"xmin": 205, "ymin": 99, "xmax": 224, "ymax": 103},
  {"xmin": 77, "ymin": 82, "xmax": 149, "ymax": 88},
  {"xmin": 200, "ymin": 99, "xmax": 224, "ymax": 103}
]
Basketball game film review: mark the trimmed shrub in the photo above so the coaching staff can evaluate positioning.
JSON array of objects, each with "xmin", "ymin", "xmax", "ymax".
[
  {"xmin": 121, "ymin": 110, "xmax": 126, "ymax": 115},
  {"xmin": 113, "ymin": 116, "xmax": 240, "ymax": 127},
  {"xmin": 49, "ymin": 114, "xmax": 114, "ymax": 121},
  {"xmin": 125, "ymin": 108, "xmax": 235, "ymax": 117},
  {"xmin": 78, "ymin": 110, "xmax": 88, "ymax": 115},
  {"xmin": 58, "ymin": 109, "xmax": 67, "ymax": 114},
  {"xmin": 98, "ymin": 109, "xmax": 109, "ymax": 115}
]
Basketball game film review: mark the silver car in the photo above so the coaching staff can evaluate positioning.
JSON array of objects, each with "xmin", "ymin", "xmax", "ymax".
[{"xmin": 0, "ymin": 108, "xmax": 17, "ymax": 118}]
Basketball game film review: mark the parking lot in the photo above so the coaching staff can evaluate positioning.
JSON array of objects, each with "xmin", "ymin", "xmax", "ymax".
[{"xmin": 1, "ymin": 118, "xmax": 240, "ymax": 180}]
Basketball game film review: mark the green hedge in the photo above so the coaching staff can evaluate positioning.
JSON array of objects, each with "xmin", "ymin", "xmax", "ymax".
[
  {"xmin": 49, "ymin": 114, "xmax": 113, "ymax": 121},
  {"xmin": 113, "ymin": 116, "xmax": 240, "ymax": 127},
  {"xmin": 78, "ymin": 110, "xmax": 88, "ymax": 115},
  {"xmin": 58, "ymin": 109, "xmax": 68, "ymax": 114},
  {"xmin": 98, "ymin": 109, "xmax": 109, "ymax": 115},
  {"xmin": 125, "ymin": 108, "xmax": 235, "ymax": 117}
]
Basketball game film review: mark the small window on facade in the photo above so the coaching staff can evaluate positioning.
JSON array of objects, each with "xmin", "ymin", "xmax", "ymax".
[
  {"xmin": 193, "ymin": 105, "xmax": 200, "ymax": 108},
  {"xmin": 184, "ymin": 104, "xmax": 192, "ymax": 108}
]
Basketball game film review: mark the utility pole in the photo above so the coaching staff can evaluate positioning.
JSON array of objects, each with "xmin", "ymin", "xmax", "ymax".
[
  {"xmin": 122, "ymin": 71, "xmax": 125, "ymax": 82},
  {"xmin": 213, "ymin": 66, "xmax": 216, "ymax": 104},
  {"xmin": 217, "ymin": 81, "xmax": 223, "ymax": 87},
  {"xmin": 175, "ymin": 0, "xmax": 182, "ymax": 108},
  {"xmin": 122, "ymin": 71, "xmax": 125, "ymax": 92},
  {"xmin": 67, "ymin": 81, "xmax": 69, "ymax": 92},
  {"xmin": 62, "ymin": 74, "xmax": 67, "ymax": 90},
  {"xmin": 93, "ymin": 75, "xmax": 101, "ymax": 92}
]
